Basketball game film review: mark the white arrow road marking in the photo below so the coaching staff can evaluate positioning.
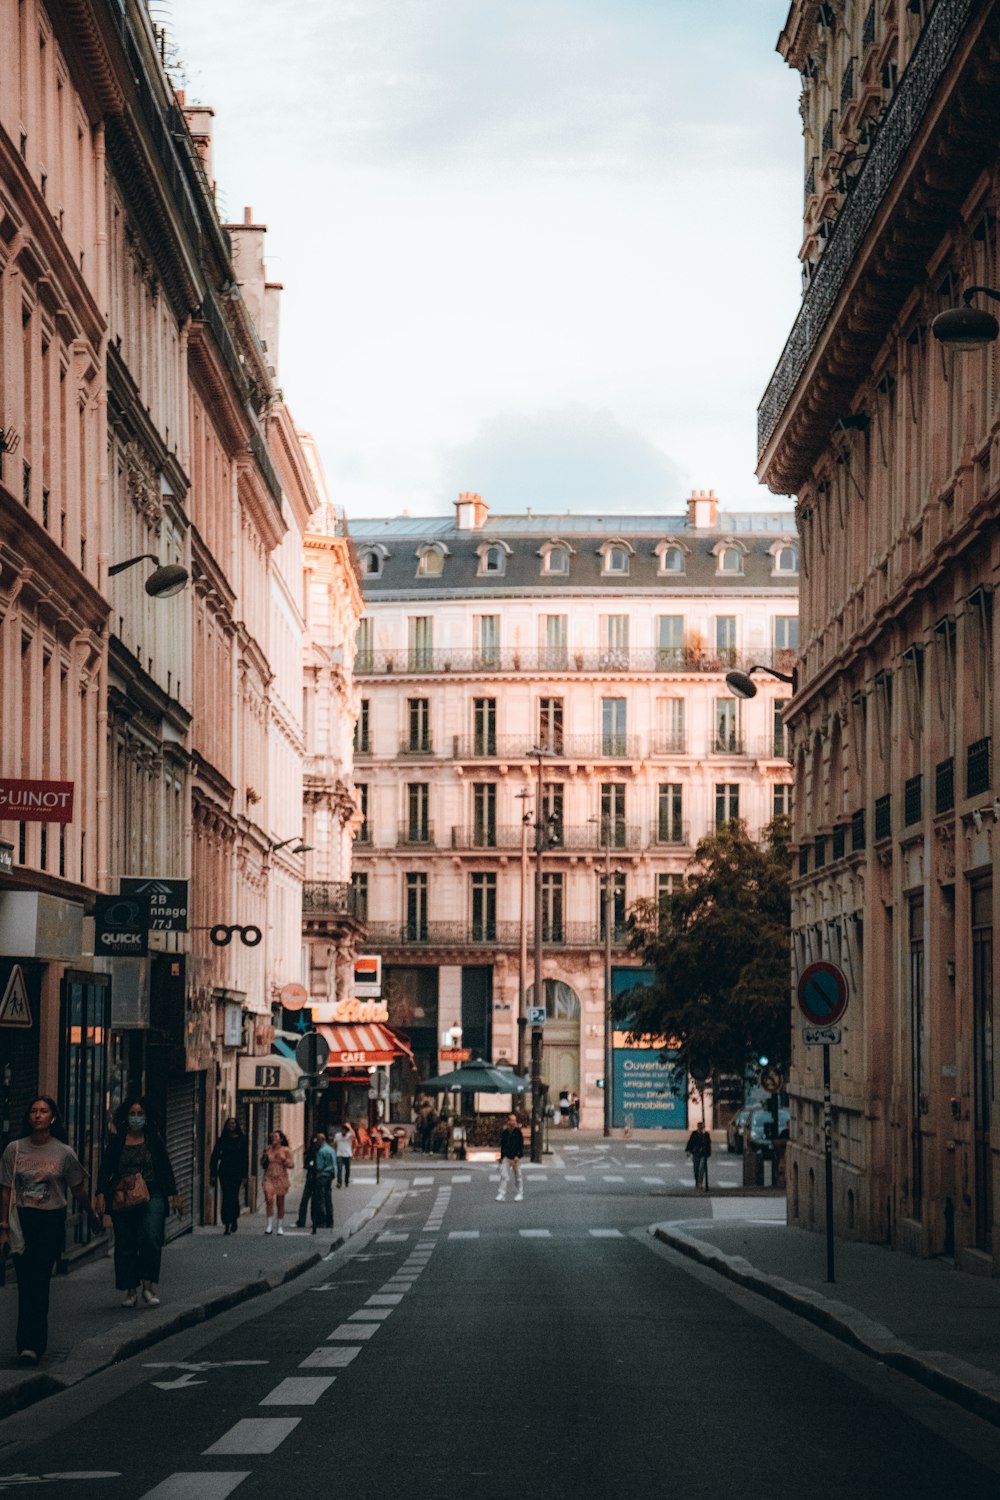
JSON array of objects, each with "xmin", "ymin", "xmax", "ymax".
[
  {"xmin": 151, "ymin": 1374, "xmax": 207, "ymax": 1391},
  {"xmin": 144, "ymin": 1361, "xmax": 267, "ymax": 1372}
]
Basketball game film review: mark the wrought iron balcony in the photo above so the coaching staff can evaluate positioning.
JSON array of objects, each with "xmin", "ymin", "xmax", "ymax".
[
  {"xmin": 840, "ymin": 58, "xmax": 855, "ymax": 108},
  {"xmin": 874, "ymin": 793, "xmax": 892, "ymax": 843},
  {"xmin": 363, "ymin": 920, "xmax": 629, "ymax": 950},
  {"xmin": 450, "ymin": 824, "xmax": 643, "ymax": 852},
  {"xmin": 397, "ymin": 822, "xmax": 435, "ymax": 848},
  {"xmin": 302, "ymin": 881, "xmax": 364, "ymax": 919},
  {"xmin": 398, "ymin": 736, "xmax": 435, "ymax": 757},
  {"xmin": 709, "ymin": 733, "xmax": 746, "ymax": 756},
  {"xmin": 649, "ymin": 821, "xmax": 690, "ymax": 847},
  {"xmin": 862, "ymin": 2, "xmax": 875, "ymax": 50},
  {"xmin": 649, "ymin": 733, "xmax": 687, "ymax": 755},
  {"xmin": 451, "ymin": 733, "xmax": 642, "ymax": 761},
  {"xmin": 967, "ymin": 737, "xmax": 992, "ymax": 798},
  {"xmin": 356, "ymin": 647, "xmax": 798, "ymax": 678},
  {"xmin": 935, "ymin": 757, "xmax": 955, "ymax": 815},
  {"xmin": 904, "ymin": 774, "xmax": 923, "ymax": 827}
]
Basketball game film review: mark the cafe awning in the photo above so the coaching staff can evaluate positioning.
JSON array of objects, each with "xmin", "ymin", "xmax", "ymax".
[{"xmin": 317, "ymin": 1022, "xmax": 414, "ymax": 1070}]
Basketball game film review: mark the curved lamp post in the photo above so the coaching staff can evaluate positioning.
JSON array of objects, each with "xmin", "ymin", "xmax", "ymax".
[
  {"xmin": 931, "ymin": 285, "xmax": 1000, "ymax": 351},
  {"xmin": 725, "ymin": 663, "xmax": 797, "ymax": 700},
  {"xmin": 108, "ymin": 552, "xmax": 189, "ymax": 598}
]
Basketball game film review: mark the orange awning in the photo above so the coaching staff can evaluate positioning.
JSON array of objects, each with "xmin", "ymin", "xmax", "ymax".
[{"xmin": 317, "ymin": 1022, "xmax": 414, "ymax": 1070}]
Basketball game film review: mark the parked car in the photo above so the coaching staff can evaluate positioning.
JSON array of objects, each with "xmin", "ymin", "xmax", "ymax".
[
  {"xmin": 726, "ymin": 1106, "xmax": 754, "ymax": 1154},
  {"xmin": 745, "ymin": 1107, "xmax": 790, "ymax": 1159}
]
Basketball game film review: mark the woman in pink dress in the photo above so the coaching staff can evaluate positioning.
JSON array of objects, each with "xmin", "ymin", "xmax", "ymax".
[{"xmin": 260, "ymin": 1130, "xmax": 294, "ymax": 1235}]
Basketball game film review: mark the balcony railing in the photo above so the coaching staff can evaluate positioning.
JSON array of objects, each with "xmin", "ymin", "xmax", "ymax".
[
  {"xmin": 302, "ymin": 881, "xmax": 363, "ymax": 918},
  {"xmin": 935, "ymin": 757, "xmax": 955, "ymax": 815},
  {"xmin": 363, "ymin": 920, "xmax": 629, "ymax": 950},
  {"xmin": 709, "ymin": 734, "xmax": 746, "ymax": 756},
  {"xmin": 649, "ymin": 734, "xmax": 687, "ymax": 755},
  {"xmin": 450, "ymin": 824, "xmax": 643, "ymax": 852},
  {"xmin": 758, "ymin": 0, "xmax": 975, "ymax": 459},
  {"xmin": 967, "ymin": 737, "xmax": 992, "ymax": 798},
  {"xmin": 356, "ymin": 647, "xmax": 798, "ymax": 678},
  {"xmin": 874, "ymin": 793, "xmax": 892, "ymax": 842},
  {"xmin": 451, "ymin": 734, "xmax": 642, "ymax": 761},
  {"xmin": 399, "ymin": 736, "xmax": 434, "ymax": 757},
  {"xmin": 904, "ymin": 774, "xmax": 923, "ymax": 827},
  {"xmin": 649, "ymin": 821, "xmax": 690, "ymax": 847},
  {"xmin": 397, "ymin": 822, "xmax": 434, "ymax": 848}
]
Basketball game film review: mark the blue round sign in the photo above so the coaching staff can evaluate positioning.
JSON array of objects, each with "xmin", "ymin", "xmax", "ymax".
[{"xmin": 797, "ymin": 961, "xmax": 848, "ymax": 1026}]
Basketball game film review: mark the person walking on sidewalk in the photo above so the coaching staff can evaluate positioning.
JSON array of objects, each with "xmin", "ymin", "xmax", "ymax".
[
  {"xmin": 0, "ymin": 1097, "xmax": 101, "ymax": 1365},
  {"xmin": 311, "ymin": 1134, "xmax": 336, "ymax": 1232},
  {"xmin": 334, "ymin": 1123, "xmax": 354, "ymax": 1189},
  {"xmin": 261, "ymin": 1131, "xmax": 294, "ymax": 1235},
  {"xmin": 209, "ymin": 1117, "xmax": 248, "ymax": 1235},
  {"xmin": 96, "ymin": 1099, "xmax": 181, "ymax": 1309},
  {"xmin": 496, "ymin": 1114, "xmax": 525, "ymax": 1202},
  {"xmin": 295, "ymin": 1132, "xmax": 324, "ymax": 1228},
  {"xmin": 686, "ymin": 1119, "xmax": 711, "ymax": 1191}
]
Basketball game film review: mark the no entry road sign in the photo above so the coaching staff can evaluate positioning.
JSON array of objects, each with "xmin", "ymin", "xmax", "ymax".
[{"xmin": 797, "ymin": 961, "xmax": 849, "ymax": 1027}]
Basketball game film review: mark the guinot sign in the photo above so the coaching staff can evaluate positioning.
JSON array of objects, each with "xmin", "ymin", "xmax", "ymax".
[{"xmin": 0, "ymin": 779, "xmax": 75, "ymax": 824}]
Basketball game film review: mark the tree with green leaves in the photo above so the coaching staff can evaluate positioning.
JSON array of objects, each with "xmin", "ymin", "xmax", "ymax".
[{"xmin": 620, "ymin": 817, "xmax": 791, "ymax": 1087}]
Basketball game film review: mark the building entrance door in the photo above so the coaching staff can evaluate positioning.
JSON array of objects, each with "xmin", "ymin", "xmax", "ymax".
[
  {"xmin": 527, "ymin": 979, "xmax": 580, "ymax": 1125},
  {"xmin": 972, "ymin": 881, "xmax": 994, "ymax": 1254}
]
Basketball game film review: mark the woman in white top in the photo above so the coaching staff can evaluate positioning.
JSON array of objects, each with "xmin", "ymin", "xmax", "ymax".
[{"xmin": 0, "ymin": 1096, "xmax": 100, "ymax": 1365}]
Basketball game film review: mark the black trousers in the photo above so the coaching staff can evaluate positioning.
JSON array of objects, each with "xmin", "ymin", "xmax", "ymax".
[
  {"xmin": 13, "ymin": 1208, "xmax": 66, "ymax": 1357},
  {"xmin": 219, "ymin": 1176, "xmax": 243, "ymax": 1229},
  {"xmin": 311, "ymin": 1175, "xmax": 333, "ymax": 1229}
]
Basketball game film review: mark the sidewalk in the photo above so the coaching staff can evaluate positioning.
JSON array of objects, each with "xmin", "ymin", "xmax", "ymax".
[
  {"xmin": 0, "ymin": 1170, "xmax": 393, "ymax": 1421},
  {"xmin": 653, "ymin": 1209, "xmax": 1000, "ymax": 1427}
]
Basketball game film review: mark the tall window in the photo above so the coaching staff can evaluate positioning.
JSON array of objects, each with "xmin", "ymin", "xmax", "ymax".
[
  {"xmin": 407, "ymin": 783, "xmax": 429, "ymax": 842},
  {"xmin": 355, "ymin": 617, "xmax": 373, "ymax": 672},
  {"xmin": 601, "ymin": 614, "xmax": 629, "ymax": 666},
  {"xmin": 599, "ymin": 872, "xmax": 627, "ymax": 939},
  {"xmin": 539, "ymin": 697, "xmax": 564, "ymax": 754},
  {"xmin": 774, "ymin": 616, "xmax": 800, "ymax": 650},
  {"xmin": 471, "ymin": 873, "xmax": 497, "ymax": 941},
  {"xmin": 408, "ymin": 616, "xmax": 433, "ymax": 669},
  {"xmin": 350, "ymin": 872, "xmax": 368, "ymax": 920},
  {"xmin": 656, "ymin": 697, "xmax": 685, "ymax": 752},
  {"xmin": 773, "ymin": 700, "xmax": 788, "ymax": 758},
  {"xmin": 716, "ymin": 616, "xmax": 737, "ymax": 661},
  {"xmin": 476, "ymin": 614, "xmax": 500, "ymax": 668},
  {"xmin": 909, "ymin": 894, "xmax": 927, "ymax": 1217},
  {"xmin": 473, "ymin": 697, "xmax": 496, "ymax": 756},
  {"xmin": 539, "ymin": 871, "xmax": 564, "ymax": 942},
  {"xmin": 408, "ymin": 697, "xmax": 431, "ymax": 753},
  {"xmin": 968, "ymin": 587, "xmax": 994, "ymax": 744},
  {"xmin": 539, "ymin": 615, "xmax": 568, "ymax": 669},
  {"xmin": 355, "ymin": 784, "xmax": 369, "ymax": 843},
  {"xmin": 602, "ymin": 697, "xmax": 627, "ymax": 755},
  {"xmin": 714, "ymin": 697, "xmax": 740, "ymax": 753},
  {"xmin": 715, "ymin": 783, "xmax": 740, "ymax": 828},
  {"xmin": 473, "ymin": 783, "xmax": 497, "ymax": 847},
  {"xmin": 772, "ymin": 783, "xmax": 793, "ymax": 818},
  {"xmin": 354, "ymin": 699, "xmax": 370, "ymax": 754},
  {"xmin": 542, "ymin": 782, "xmax": 564, "ymax": 842},
  {"xmin": 405, "ymin": 872, "xmax": 428, "ymax": 941},
  {"xmin": 656, "ymin": 872, "xmax": 678, "ymax": 917},
  {"xmin": 600, "ymin": 783, "xmax": 626, "ymax": 847},
  {"xmin": 657, "ymin": 784, "xmax": 683, "ymax": 843},
  {"xmin": 657, "ymin": 615, "xmax": 685, "ymax": 667}
]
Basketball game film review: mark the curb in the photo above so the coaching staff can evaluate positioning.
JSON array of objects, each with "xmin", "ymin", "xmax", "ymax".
[
  {"xmin": 652, "ymin": 1223, "xmax": 1000, "ymax": 1429},
  {"xmin": 0, "ymin": 1184, "xmax": 394, "ymax": 1423}
]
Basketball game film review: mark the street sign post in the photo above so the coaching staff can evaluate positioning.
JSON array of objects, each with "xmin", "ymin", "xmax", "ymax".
[
  {"xmin": 295, "ymin": 1030, "xmax": 330, "ymax": 1077},
  {"xmin": 526, "ymin": 1006, "xmax": 546, "ymax": 1027},
  {"xmin": 796, "ymin": 960, "xmax": 849, "ymax": 1284}
]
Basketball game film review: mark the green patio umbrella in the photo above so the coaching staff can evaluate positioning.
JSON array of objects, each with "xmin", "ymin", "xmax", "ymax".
[{"xmin": 418, "ymin": 1058, "xmax": 532, "ymax": 1094}]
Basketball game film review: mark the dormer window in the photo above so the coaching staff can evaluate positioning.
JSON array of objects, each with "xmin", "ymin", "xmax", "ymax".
[
  {"xmin": 416, "ymin": 542, "xmax": 448, "ymax": 577},
  {"xmin": 776, "ymin": 544, "xmax": 799, "ymax": 573},
  {"xmin": 476, "ymin": 539, "xmax": 511, "ymax": 577},
  {"xmin": 654, "ymin": 539, "xmax": 689, "ymax": 576},
  {"xmin": 360, "ymin": 544, "xmax": 388, "ymax": 578},
  {"xmin": 599, "ymin": 539, "xmax": 634, "ymax": 576},
  {"xmin": 539, "ymin": 539, "xmax": 574, "ymax": 575},
  {"xmin": 711, "ymin": 538, "xmax": 748, "ymax": 576}
]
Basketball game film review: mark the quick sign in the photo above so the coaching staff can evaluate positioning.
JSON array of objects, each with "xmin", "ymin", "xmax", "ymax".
[
  {"xmin": 119, "ymin": 878, "xmax": 188, "ymax": 932},
  {"xmin": 94, "ymin": 893, "xmax": 148, "ymax": 957},
  {"xmin": 0, "ymin": 779, "xmax": 74, "ymax": 823}
]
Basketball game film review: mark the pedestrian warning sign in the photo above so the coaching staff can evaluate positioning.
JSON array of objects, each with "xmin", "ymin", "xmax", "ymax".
[{"xmin": 0, "ymin": 964, "xmax": 32, "ymax": 1027}]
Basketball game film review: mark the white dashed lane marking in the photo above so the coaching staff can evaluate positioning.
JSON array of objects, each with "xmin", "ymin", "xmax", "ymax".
[
  {"xmin": 642, "ymin": 1177, "xmax": 665, "ymax": 1185},
  {"xmin": 139, "ymin": 1474, "xmax": 250, "ymax": 1499},
  {"xmin": 260, "ymin": 1376, "xmax": 335, "ymax": 1406},
  {"xmin": 589, "ymin": 1229, "xmax": 624, "ymax": 1238},
  {"xmin": 412, "ymin": 1176, "xmax": 434, "ymax": 1186},
  {"xmin": 519, "ymin": 1229, "xmax": 552, "ymax": 1238},
  {"xmin": 377, "ymin": 1231, "xmax": 409, "ymax": 1242},
  {"xmin": 367, "ymin": 1294, "xmax": 404, "ymax": 1305},
  {"xmin": 203, "ymin": 1418, "xmax": 300, "ymax": 1455},
  {"xmin": 448, "ymin": 1230, "xmax": 480, "ymax": 1239},
  {"xmin": 328, "ymin": 1323, "xmax": 380, "ymax": 1340},
  {"xmin": 300, "ymin": 1346, "xmax": 361, "ymax": 1369},
  {"xmin": 565, "ymin": 1175, "xmax": 587, "ymax": 1182},
  {"xmin": 602, "ymin": 1175, "xmax": 625, "ymax": 1183},
  {"xmin": 350, "ymin": 1307, "xmax": 393, "ymax": 1321}
]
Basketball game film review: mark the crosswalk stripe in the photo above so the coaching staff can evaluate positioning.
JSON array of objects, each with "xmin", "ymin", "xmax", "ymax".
[
  {"xmin": 260, "ymin": 1377, "xmax": 335, "ymax": 1406},
  {"xmin": 451, "ymin": 1173, "xmax": 472, "ymax": 1182},
  {"xmin": 139, "ymin": 1474, "xmax": 250, "ymax": 1499},
  {"xmin": 203, "ymin": 1418, "xmax": 300, "ymax": 1455},
  {"xmin": 412, "ymin": 1176, "xmax": 434, "ymax": 1186}
]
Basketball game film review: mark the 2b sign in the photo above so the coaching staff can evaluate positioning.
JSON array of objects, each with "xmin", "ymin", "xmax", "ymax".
[{"xmin": 120, "ymin": 879, "xmax": 189, "ymax": 932}]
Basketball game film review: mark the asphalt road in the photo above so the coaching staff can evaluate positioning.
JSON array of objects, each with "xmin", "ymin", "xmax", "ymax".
[{"xmin": 2, "ymin": 1141, "xmax": 999, "ymax": 1499}]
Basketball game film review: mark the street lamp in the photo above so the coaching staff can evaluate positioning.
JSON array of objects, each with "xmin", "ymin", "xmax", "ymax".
[
  {"xmin": 590, "ymin": 815, "xmax": 615, "ymax": 1139},
  {"xmin": 529, "ymin": 747, "xmax": 557, "ymax": 1164},
  {"xmin": 931, "ymin": 285, "xmax": 1000, "ymax": 350},
  {"xmin": 108, "ymin": 552, "xmax": 189, "ymax": 598},
  {"xmin": 725, "ymin": 663, "xmax": 797, "ymax": 700},
  {"xmin": 516, "ymin": 787, "xmax": 532, "ymax": 1077}
]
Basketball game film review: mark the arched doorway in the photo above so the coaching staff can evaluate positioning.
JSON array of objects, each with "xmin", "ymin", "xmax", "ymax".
[{"xmin": 527, "ymin": 979, "xmax": 580, "ymax": 1119}]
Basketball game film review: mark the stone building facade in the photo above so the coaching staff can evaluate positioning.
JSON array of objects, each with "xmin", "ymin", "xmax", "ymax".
[
  {"xmin": 350, "ymin": 492, "xmax": 797, "ymax": 1129},
  {"xmin": 761, "ymin": 0, "xmax": 1000, "ymax": 1268}
]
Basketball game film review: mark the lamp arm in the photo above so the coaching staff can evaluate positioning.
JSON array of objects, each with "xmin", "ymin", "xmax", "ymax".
[
  {"xmin": 108, "ymin": 552, "xmax": 158, "ymax": 577},
  {"xmin": 963, "ymin": 285, "xmax": 1000, "ymax": 308}
]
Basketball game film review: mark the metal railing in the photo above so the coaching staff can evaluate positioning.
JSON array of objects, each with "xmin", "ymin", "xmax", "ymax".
[
  {"xmin": 967, "ymin": 737, "xmax": 992, "ymax": 798},
  {"xmin": 451, "ymin": 734, "xmax": 641, "ymax": 760},
  {"xmin": 449, "ymin": 824, "xmax": 643, "ymax": 852},
  {"xmin": 709, "ymin": 734, "xmax": 746, "ymax": 756},
  {"xmin": 397, "ymin": 822, "xmax": 434, "ymax": 848},
  {"xmin": 649, "ymin": 734, "xmax": 687, "ymax": 755},
  {"xmin": 363, "ymin": 920, "xmax": 630, "ymax": 950},
  {"xmin": 649, "ymin": 821, "xmax": 690, "ymax": 847},
  {"xmin": 758, "ymin": 0, "xmax": 974, "ymax": 457},
  {"xmin": 399, "ymin": 736, "xmax": 434, "ymax": 757},
  {"xmin": 356, "ymin": 647, "xmax": 798, "ymax": 678},
  {"xmin": 302, "ymin": 881, "xmax": 363, "ymax": 917},
  {"xmin": 935, "ymin": 757, "xmax": 955, "ymax": 815}
]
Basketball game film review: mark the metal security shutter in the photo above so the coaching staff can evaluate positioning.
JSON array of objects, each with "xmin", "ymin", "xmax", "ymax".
[{"xmin": 165, "ymin": 1074, "xmax": 195, "ymax": 1240}]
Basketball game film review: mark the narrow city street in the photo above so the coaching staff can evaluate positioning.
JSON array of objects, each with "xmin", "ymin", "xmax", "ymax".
[{"xmin": 1, "ymin": 1151, "xmax": 998, "ymax": 1499}]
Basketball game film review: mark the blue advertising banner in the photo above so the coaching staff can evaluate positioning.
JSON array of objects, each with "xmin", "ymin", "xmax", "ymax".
[{"xmin": 610, "ymin": 968, "xmax": 688, "ymax": 1128}]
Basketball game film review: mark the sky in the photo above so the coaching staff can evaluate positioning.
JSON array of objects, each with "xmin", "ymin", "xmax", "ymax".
[{"xmin": 161, "ymin": 0, "xmax": 803, "ymax": 519}]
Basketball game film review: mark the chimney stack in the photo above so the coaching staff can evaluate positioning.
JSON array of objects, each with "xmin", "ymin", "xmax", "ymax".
[
  {"xmin": 454, "ymin": 492, "xmax": 488, "ymax": 530},
  {"xmin": 687, "ymin": 487, "xmax": 718, "ymax": 530}
]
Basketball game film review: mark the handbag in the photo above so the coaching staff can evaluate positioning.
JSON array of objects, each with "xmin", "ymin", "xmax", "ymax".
[
  {"xmin": 8, "ymin": 1147, "xmax": 25, "ymax": 1256},
  {"xmin": 111, "ymin": 1169, "xmax": 150, "ymax": 1213}
]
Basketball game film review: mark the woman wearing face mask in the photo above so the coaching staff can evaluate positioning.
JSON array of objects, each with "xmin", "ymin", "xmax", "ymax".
[
  {"xmin": 0, "ymin": 1097, "xmax": 101, "ymax": 1364},
  {"xmin": 96, "ymin": 1099, "xmax": 181, "ymax": 1308}
]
